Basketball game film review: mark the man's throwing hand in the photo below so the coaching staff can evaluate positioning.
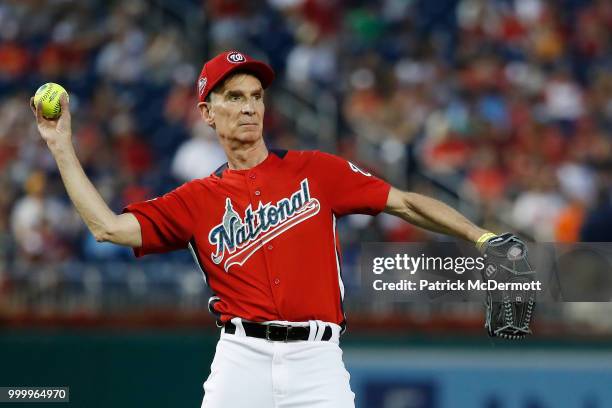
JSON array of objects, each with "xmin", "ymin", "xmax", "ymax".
[{"xmin": 30, "ymin": 90, "xmax": 72, "ymax": 152}]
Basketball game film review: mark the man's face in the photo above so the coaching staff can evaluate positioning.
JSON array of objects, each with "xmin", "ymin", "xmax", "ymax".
[{"xmin": 200, "ymin": 73, "xmax": 265, "ymax": 144}]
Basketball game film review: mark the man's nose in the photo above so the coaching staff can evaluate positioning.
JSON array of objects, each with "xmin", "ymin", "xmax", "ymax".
[{"xmin": 241, "ymin": 100, "xmax": 255, "ymax": 115}]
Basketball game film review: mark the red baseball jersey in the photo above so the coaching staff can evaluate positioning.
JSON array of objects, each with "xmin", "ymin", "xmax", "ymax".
[{"xmin": 123, "ymin": 150, "xmax": 390, "ymax": 326}]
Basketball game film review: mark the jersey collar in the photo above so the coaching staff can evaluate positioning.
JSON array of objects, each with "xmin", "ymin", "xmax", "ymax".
[{"xmin": 213, "ymin": 149, "xmax": 287, "ymax": 178}]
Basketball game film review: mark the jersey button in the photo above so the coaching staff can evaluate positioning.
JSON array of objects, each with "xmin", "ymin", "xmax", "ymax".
[
  {"xmin": 267, "ymin": 245, "xmax": 273, "ymax": 250},
  {"xmin": 255, "ymin": 190, "xmax": 261, "ymax": 196},
  {"xmin": 249, "ymin": 174, "xmax": 256, "ymax": 179},
  {"xmin": 274, "ymin": 278, "xmax": 280, "ymax": 285}
]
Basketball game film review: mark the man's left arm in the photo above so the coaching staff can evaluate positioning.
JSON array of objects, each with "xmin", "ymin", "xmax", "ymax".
[{"xmin": 384, "ymin": 187, "xmax": 491, "ymax": 244}]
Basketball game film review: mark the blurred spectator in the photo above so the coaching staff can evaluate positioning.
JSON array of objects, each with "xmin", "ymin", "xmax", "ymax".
[
  {"xmin": 511, "ymin": 165, "xmax": 565, "ymax": 241},
  {"xmin": 110, "ymin": 113, "xmax": 153, "ymax": 176},
  {"xmin": 171, "ymin": 122, "xmax": 226, "ymax": 182},
  {"xmin": 554, "ymin": 161, "xmax": 596, "ymax": 242},
  {"xmin": 543, "ymin": 68, "xmax": 585, "ymax": 136},
  {"xmin": 145, "ymin": 30, "xmax": 186, "ymax": 84},
  {"xmin": 463, "ymin": 146, "xmax": 507, "ymax": 202},
  {"xmin": 285, "ymin": 22, "xmax": 337, "ymax": 90},
  {"xmin": 10, "ymin": 172, "xmax": 78, "ymax": 262},
  {"xmin": 555, "ymin": 198, "xmax": 585, "ymax": 243},
  {"xmin": 95, "ymin": 5, "xmax": 148, "ymax": 84},
  {"xmin": 0, "ymin": 41, "xmax": 29, "ymax": 80}
]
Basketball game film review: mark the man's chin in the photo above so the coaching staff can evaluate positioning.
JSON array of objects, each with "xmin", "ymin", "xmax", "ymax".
[{"xmin": 232, "ymin": 130, "xmax": 263, "ymax": 143}]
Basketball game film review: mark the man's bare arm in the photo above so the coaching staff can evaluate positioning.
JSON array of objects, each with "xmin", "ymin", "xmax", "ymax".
[
  {"xmin": 31, "ymin": 95, "xmax": 141, "ymax": 247},
  {"xmin": 384, "ymin": 187, "xmax": 490, "ymax": 243}
]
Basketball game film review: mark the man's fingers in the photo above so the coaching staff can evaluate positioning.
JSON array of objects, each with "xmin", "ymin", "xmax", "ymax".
[
  {"xmin": 60, "ymin": 93, "xmax": 70, "ymax": 114},
  {"xmin": 35, "ymin": 101, "xmax": 44, "ymax": 124},
  {"xmin": 30, "ymin": 97, "xmax": 36, "ymax": 115},
  {"xmin": 58, "ymin": 93, "xmax": 71, "ymax": 127}
]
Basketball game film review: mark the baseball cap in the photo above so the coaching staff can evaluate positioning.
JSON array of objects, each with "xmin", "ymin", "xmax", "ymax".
[{"xmin": 197, "ymin": 50, "xmax": 275, "ymax": 102}]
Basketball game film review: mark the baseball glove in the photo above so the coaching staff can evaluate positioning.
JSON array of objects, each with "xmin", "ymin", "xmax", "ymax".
[{"xmin": 480, "ymin": 233, "xmax": 536, "ymax": 339}]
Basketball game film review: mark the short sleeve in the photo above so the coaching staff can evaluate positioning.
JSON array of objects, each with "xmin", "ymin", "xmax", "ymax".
[
  {"xmin": 313, "ymin": 151, "xmax": 390, "ymax": 217},
  {"xmin": 122, "ymin": 182, "xmax": 200, "ymax": 257}
]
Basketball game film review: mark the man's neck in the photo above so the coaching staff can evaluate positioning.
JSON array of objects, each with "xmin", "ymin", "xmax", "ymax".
[{"xmin": 225, "ymin": 140, "xmax": 269, "ymax": 170}]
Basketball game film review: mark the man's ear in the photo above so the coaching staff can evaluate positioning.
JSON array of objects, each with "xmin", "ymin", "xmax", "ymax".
[{"xmin": 198, "ymin": 101, "xmax": 215, "ymax": 128}]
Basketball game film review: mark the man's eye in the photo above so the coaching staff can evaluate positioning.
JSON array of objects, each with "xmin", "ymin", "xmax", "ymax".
[
  {"xmin": 231, "ymin": 95, "xmax": 241, "ymax": 101},
  {"xmin": 253, "ymin": 94, "xmax": 262, "ymax": 100}
]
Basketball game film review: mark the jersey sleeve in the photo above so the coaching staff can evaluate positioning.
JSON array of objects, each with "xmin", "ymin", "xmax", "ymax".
[
  {"xmin": 122, "ymin": 181, "xmax": 200, "ymax": 257},
  {"xmin": 313, "ymin": 151, "xmax": 391, "ymax": 217}
]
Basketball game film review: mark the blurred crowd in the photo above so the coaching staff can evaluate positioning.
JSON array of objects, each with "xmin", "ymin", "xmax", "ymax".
[
  {"xmin": 334, "ymin": 0, "xmax": 612, "ymax": 244},
  {"xmin": 0, "ymin": 0, "xmax": 611, "ymax": 271}
]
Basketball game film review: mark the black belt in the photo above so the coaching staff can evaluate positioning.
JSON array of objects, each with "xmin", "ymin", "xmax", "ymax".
[{"xmin": 224, "ymin": 321, "xmax": 333, "ymax": 342}]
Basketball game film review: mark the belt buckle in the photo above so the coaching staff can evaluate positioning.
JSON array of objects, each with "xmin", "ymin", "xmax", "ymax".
[{"xmin": 265, "ymin": 324, "xmax": 290, "ymax": 342}]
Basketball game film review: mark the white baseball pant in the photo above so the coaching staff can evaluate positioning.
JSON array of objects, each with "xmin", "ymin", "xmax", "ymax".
[{"xmin": 201, "ymin": 318, "xmax": 355, "ymax": 408}]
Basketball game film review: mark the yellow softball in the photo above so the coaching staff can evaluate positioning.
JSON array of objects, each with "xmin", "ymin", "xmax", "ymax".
[{"xmin": 33, "ymin": 83, "xmax": 68, "ymax": 120}]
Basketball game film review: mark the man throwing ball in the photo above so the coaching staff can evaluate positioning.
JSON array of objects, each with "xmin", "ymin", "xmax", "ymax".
[{"xmin": 31, "ymin": 50, "xmax": 531, "ymax": 407}]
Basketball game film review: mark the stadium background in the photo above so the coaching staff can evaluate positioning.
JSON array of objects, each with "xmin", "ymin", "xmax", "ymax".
[{"xmin": 1, "ymin": 0, "xmax": 612, "ymax": 407}]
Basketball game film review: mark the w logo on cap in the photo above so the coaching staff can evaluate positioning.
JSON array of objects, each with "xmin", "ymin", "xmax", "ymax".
[{"xmin": 227, "ymin": 52, "xmax": 245, "ymax": 63}]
